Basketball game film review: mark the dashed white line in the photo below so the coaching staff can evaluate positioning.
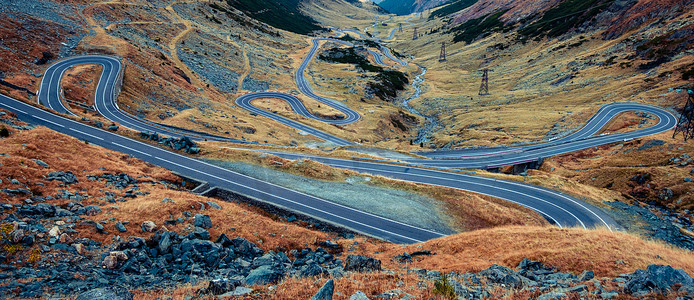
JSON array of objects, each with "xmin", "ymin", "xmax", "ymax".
[
  {"xmin": 112, "ymin": 142, "xmax": 152, "ymax": 157},
  {"xmin": 33, "ymin": 116, "xmax": 63, "ymax": 127},
  {"xmin": 70, "ymin": 128, "xmax": 104, "ymax": 141}
]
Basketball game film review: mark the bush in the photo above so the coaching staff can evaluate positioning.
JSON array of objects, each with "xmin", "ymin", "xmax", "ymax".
[
  {"xmin": 0, "ymin": 126, "xmax": 9, "ymax": 138},
  {"xmin": 450, "ymin": 10, "xmax": 510, "ymax": 44},
  {"xmin": 518, "ymin": 0, "xmax": 615, "ymax": 39},
  {"xmin": 433, "ymin": 275, "xmax": 456, "ymax": 299},
  {"xmin": 430, "ymin": 0, "xmax": 477, "ymax": 19}
]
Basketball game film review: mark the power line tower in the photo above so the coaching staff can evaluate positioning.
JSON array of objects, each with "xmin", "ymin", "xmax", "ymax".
[
  {"xmin": 413, "ymin": 27, "xmax": 418, "ymax": 40},
  {"xmin": 673, "ymin": 89, "xmax": 694, "ymax": 141},
  {"xmin": 439, "ymin": 42, "xmax": 446, "ymax": 62},
  {"xmin": 479, "ymin": 69, "xmax": 490, "ymax": 95}
]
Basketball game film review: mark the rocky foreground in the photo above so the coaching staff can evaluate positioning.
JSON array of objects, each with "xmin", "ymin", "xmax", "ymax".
[{"xmin": 2, "ymin": 198, "xmax": 694, "ymax": 300}]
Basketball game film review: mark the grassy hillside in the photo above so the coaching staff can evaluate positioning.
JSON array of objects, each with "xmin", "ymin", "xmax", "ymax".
[
  {"xmin": 226, "ymin": 0, "xmax": 322, "ymax": 34},
  {"xmin": 429, "ymin": 0, "xmax": 477, "ymax": 19},
  {"xmin": 378, "ymin": 0, "xmax": 416, "ymax": 15}
]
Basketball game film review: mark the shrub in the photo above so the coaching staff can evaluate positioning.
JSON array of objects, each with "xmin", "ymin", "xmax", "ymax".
[
  {"xmin": 433, "ymin": 275, "xmax": 456, "ymax": 299},
  {"xmin": 0, "ymin": 126, "xmax": 9, "ymax": 138}
]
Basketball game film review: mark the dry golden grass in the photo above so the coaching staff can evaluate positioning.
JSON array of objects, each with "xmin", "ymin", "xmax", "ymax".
[
  {"xmin": 61, "ymin": 64, "xmax": 103, "ymax": 112},
  {"xmin": 133, "ymin": 225, "xmax": 694, "ymax": 299},
  {"xmin": 380, "ymin": 8, "xmax": 694, "ymax": 149},
  {"xmin": 202, "ymin": 146, "xmax": 548, "ymax": 232},
  {"xmin": 0, "ymin": 119, "xmax": 333, "ymax": 251}
]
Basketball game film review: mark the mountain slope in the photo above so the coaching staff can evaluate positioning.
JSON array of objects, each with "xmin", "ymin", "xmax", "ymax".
[
  {"xmin": 226, "ymin": 0, "xmax": 322, "ymax": 34},
  {"xmin": 378, "ymin": 0, "xmax": 450, "ymax": 15}
]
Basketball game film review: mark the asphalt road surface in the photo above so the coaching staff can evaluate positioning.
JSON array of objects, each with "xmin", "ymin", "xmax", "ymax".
[{"xmin": 0, "ymin": 34, "xmax": 678, "ymax": 242}]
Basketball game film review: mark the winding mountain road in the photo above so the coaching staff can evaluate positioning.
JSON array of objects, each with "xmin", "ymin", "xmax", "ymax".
[{"xmin": 0, "ymin": 27, "xmax": 678, "ymax": 243}]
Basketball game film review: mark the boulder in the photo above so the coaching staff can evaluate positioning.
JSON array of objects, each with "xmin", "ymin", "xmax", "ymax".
[
  {"xmin": 158, "ymin": 231, "xmax": 175, "ymax": 254},
  {"xmin": 625, "ymin": 264, "xmax": 694, "ymax": 295},
  {"xmin": 216, "ymin": 233, "xmax": 233, "ymax": 247},
  {"xmin": 537, "ymin": 292, "xmax": 566, "ymax": 300},
  {"xmin": 219, "ymin": 287, "xmax": 253, "ymax": 297},
  {"xmin": 579, "ymin": 270, "xmax": 594, "ymax": 281},
  {"xmin": 480, "ymin": 264, "xmax": 523, "ymax": 289},
  {"xmin": 309, "ymin": 279, "xmax": 334, "ymax": 300},
  {"xmin": 189, "ymin": 227, "xmax": 210, "ymax": 240},
  {"xmin": 102, "ymin": 251, "xmax": 128, "ymax": 269},
  {"xmin": 141, "ymin": 221, "xmax": 156, "ymax": 232},
  {"xmin": 344, "ymin": 255, "xmax": 381, "ymax": 273},
  {"xmin": 349, "ymin": 291, "xmax": 370, "ymax": 300},
  {"xmin": 115, "ymin": 222, "xmax": 127, "ymax": 232},
  {"xmin": 75, "ymin": 286, "xmax": 133, "ymax": 300},
  {"xmin": 59, "ymin": 233, "xmax": 73, "ymax": 244},
  {"xmin": 203, "ymin": 278, "xmax": 242, "ymax": 295},
  {"xmin": 32, "ymin": 159, "xmax": 49, "ymax": 169},
  {"xmin": 10, "ymin": 229, "xmax": 25, "ymax": 244},
  {"xmin": 2, "ymin": 188, "xmax": 31, "ymax": 196},
  {"xmin": 207, "ymin": 201, "xmax": 222, "ymax": 209},
  {"xmin": 231, "ymin": 237, "xmax": 263, "ymax": 258},
  {"xmin": 245, "ymin": 265, "xmax": 285, "ymax": 285},
  {"xmin": 194, "ymin": 214, "xmax": 212, "ymax": 229},
  {"xmin": 47, "ymin": 171, "xmax": 78, "ymax": 184},
  {"xmin": 48, "ymin": 226, "xmax": 60, "ymax": 238}
]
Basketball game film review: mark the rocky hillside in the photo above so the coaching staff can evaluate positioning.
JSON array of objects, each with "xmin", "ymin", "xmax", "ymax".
[
  {"xmin": 2, "ymin": 108, "xmax": 694, "ymax": 299},
  {"xmin": 379, "ymin": 0, "xmax": 450, "ymax": 15}
]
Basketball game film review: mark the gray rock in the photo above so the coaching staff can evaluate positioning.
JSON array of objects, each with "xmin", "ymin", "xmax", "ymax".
[
  {"xmin": 206, "ymin": 201, "xmax": 221, "ymax": 210},
  {"xmin": 204, "ymin": 278, "xmax": 242, "ymax": 295},
  {"xmin": 344, "ymin": 255, "xmax": 381, "ymax": 273},
  {"xmin": 600, "ymin": 291, "xmax": 619, "ymax": 299},
  {"xmin": 158, "ymin": 231, "xmax": 175, "ymax": 254},
  {"xmin": 75, "ymin": 285, "xmax": 133, "ymax": 300},
  {"xmin": 245, "ymin": 265, "xmax": 284, "ymax": 285},
  {"xmin": 194, "ymin": 214, "xmax": 212, "ymax": 229},
  {"xmin": 309, "ymin": 279, "xmax": 334, "ymax": 300},
  {"xmin": 141, "ymin": 221, "xmax": 156, "ymax": 232},
  {"xmin": 350, "ymin": 291, "xmax": 370, "ymax": 300},
  {"xmin": 47, "ymin": 171, "xmax": 78, "ymax": 184},
  {"xmin": 679, "ymin": 284, "xmax": 694, "ymax": 296},
  {"xmin": 190, "ymin": 226, "xmax": 210, "ymax": 240},
  {"xmin": 115, "ymin": 222, "xmax": 127, "ymax": 232},
  {"xmin": 625, "ymin": 265, "xmax": 694, "ymax": 295},
  {"xmin": 108, "ymin": 125, "xmax": 119, "ymax": 131},
  {"xmin": 10, "ymin": 179, "xmax": 20, "ymax": 185},
  {"xmin": 162, "ymin": 198, "xmax": 175, "ymax": 203},
  {"xmin": 219, "ymin": 286, "xmax": 253, "ymax": 297},
  {"xmin": 2, "ymin": 188, "xmax": 31, "ymax": 196},
  {"xmin": 579, "ymin": 270, "xmax": 594, "ymax": 281},
  {"xmin": 479, "ymin": 264, "xmax": 523, "ymax": 289},
  {"xmin": 537, "ymin": 292, "xmax": 566, "ymax": 300},
  {"xmin": 32, "ymin": 159, "xmax": 49, "ymax": 168}
]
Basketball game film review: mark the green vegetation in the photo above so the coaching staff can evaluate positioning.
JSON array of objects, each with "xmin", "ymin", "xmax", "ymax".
[
  {"xmin": 337, "ymin": 34, "xmax": 355, "ymax": 42},
  {"xmin": 680, "ymin": 64, "xmax": 694, "ymax": 81},
  {"xmin": 0, "ymin": 126, "xmax": 9, "ymax": 138},
  {"xmin": 433, "ymin": 275, "xmax": 456, "ymax": 299},
  {"xmin": 319, "ymin": 47, "xmax": 409, "ymax": 101},
  {"xmin": 518, "ymin": 0, "xmax": 615, "ymax": 39},
  {"xmin": 225, "ymin": 0, "xmax": 321, "ymax": 35},
  {"xmin": 634, "ymin": 33, "xmax": 691, "ymax": 70},
  {"xmin": 430, "ymin": 0, "xmax": 477, "ymax": 19},
  {"xmin": 209, "ymin": 3, "xmax": 279, "ymax": 36},
  {"xmin": 450, "ymin": 10, "xmax": 510, "ymax": 44},
  {"xmin": 378, "ymin": 0, "xmax": 418, "ymax": 15}
]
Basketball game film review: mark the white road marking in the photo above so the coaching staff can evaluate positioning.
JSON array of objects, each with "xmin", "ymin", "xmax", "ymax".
[
  {"xmin": 33, "ymin": 116, "xmax": 63, "ymax": 127},
  {"xmin": 112, "ymin": 142, "xmax": 152, "ymax": 157},
  {"xmin": 155, "ymin": 157, "xmax": 428, "ymax": 242},
  {"xmin": 70, "ymin": 128, "xmax": 104, "ymax": 141}
]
